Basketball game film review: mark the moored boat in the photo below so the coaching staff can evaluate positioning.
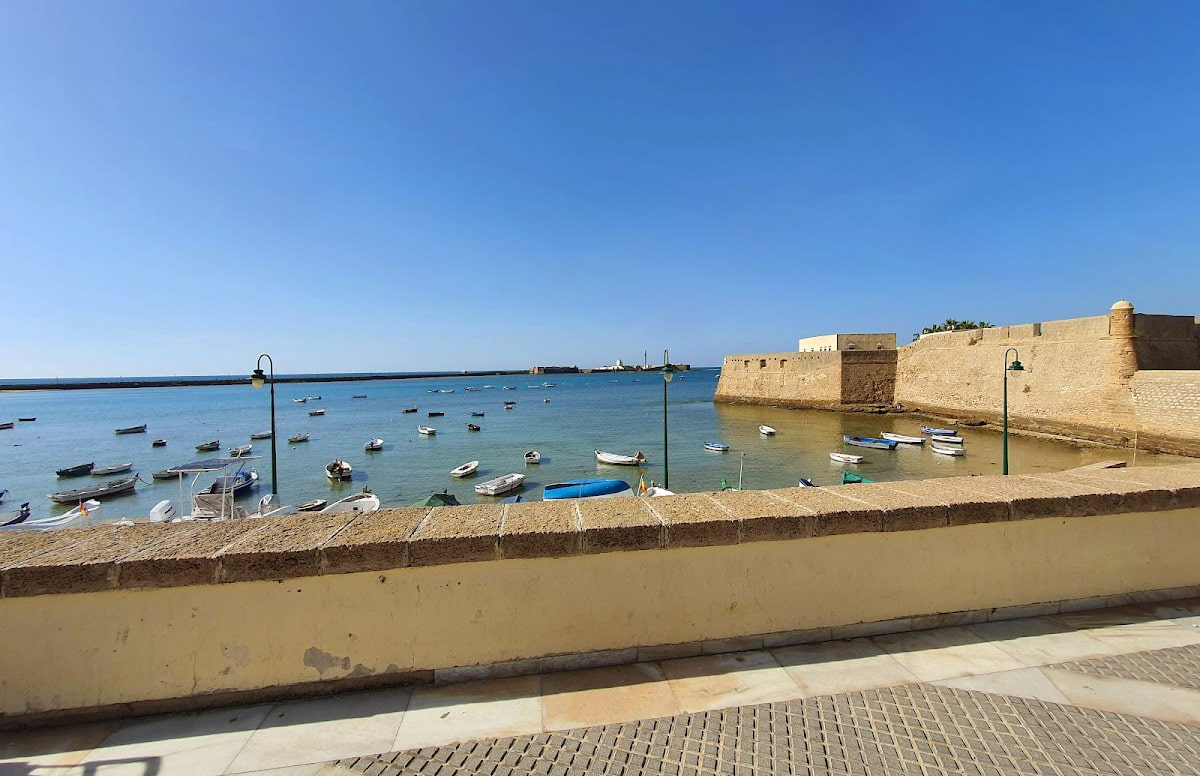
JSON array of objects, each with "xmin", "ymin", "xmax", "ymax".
[
  {"xmin": 0, "ymin": 503, "xmax": 31, "ymax": 527},
  {"xmin": 474, "ymin": 472, "xmax": 526, "ymax": 496},
  {"xmin": 759, "ymin": 425, "xmax": 777, "ymax": 435},
  {"xmin": 115, "ymin": 424, "xmax": 147, "ymax": 435},
  {"xmin": 595, "ymin": 450, "xmax": 647, "ymax": 466},
  {"xmin": 293, "ymin": 398, "xmax": 307, "ymax": 403},
  {"xmin": 930, "ymin": 443, "xmax": 965, "ymax": 456},
  {"xmin": 450, "ymin": 460, "xmax": 480, "ymax": 478},
  {"xmin": 325, "ymin": 460, "xmax": 352, "ymax": 480},
  {"xmin": 364, "ymin": 438, "xmax": 384, "ymax": 451},
  {"xmin": 229, "ymin": 444, "xmax": 253, "ymax": 457},
  {"xmin": 841, "ymin": 471, "xmax": 876, "ymax": 484},
  {"xmin": 798, "ymin": 478, "xmax": 818, "ymax": 487},
  {"xmin": 297, "ymin": 498, "xmax": 327, "ymax": 512},
  {"xmin": 503, "ymin": 386, "xmax": 517, "ymax": 390},
  {"xmin": 352, "ymin": 395, "xmax": 367, "ymax": 399},
  {"xmin": 471, "ymin": 411, "xmax": 485, "ymax": 417},
  {"xmin": 49, "ymin": 476, "xmax": 137, "ymax": 504},
  {"xmin": 466, "ymin": 423, "xmax": 481, "ymax": 431},
  {"xmin": 411, "ymin": 491, "xmax": 462, "ymax": 507},
  {"xmin": 524, "ymin": 450, "xmax": 541, "ymax": 464},
  {"xmin": 152, "ymin": 439, "xmax": 167, "ymax": 447},
  {"xmin": 319, "ymin": 489, "xmax": 380, "ymax": 515},
  {"xmin": 843, "ymin": 435, "xmax": 897, "ymax": 450},
  {"xmin": 704, "ymin": 442, "xmax": 729, "ymax": 452},
  {"xmin": 152, "ymin": 469, "xmax": 181, "ymax": 480},
  {"xmin": 56, "ymin": 462, "xmax": 94, "ymax": 477},
  {"xmin": 920, "ymin": 426, "xmax": 956, "ymax": 436},
  {"xmin": 91, "ymin": 462, "xmax": 133, "ymax": 476},
  {"xmin": 881, "ymin": 432, "xmax": 925, "ymax": 444},
  {"xmin": 418, "ymin": 426, "xmax": 437, "ymax": 435},
  {"xmin": 196, "ymin": 440, "xmax": 220, "ymax": 452},
  {"xmin": 288, "ymin": 433, "xmax": 309, "ymax": 443},
  {"xmin": 18, "ymin": 418, "xmax": 35, "ymax": 422},
  {"xmin": 250, "ymin": 431, "xmax": 273, "ymax": 440},
  {"xmin": 931, "ymin": 435, "xmax": 964, "ymax": 444},
  {"xmin": 829, "ymin": 452, "xmax": 864, "ymax": 464},
  {"xmin": 0, "ymin": 423, "xmax": 12, "ymax": 430},
  {"xmin": 544, "ymin": 478, "xmax": 632, "ymax": 500},
  {"xmin": 427, "ymin": 411, "xmax": 444, "ymax": 417},
  {"xmin": 309, "ymin": 409, "xmax": 326, "ymax": 416},
  {"xmin": 307, "ymin": 396, "xmax": 321, "ymax": 400},
  {"xmin": 402, "ymin": 407, "xmax": 418, "ymax": 413},
  {"xmin": 202, "ymin": 470, "xmax": 258, "ymax": 496}
]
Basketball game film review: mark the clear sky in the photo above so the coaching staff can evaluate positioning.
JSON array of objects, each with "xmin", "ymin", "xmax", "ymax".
[{"xmin": 2, "ymin": 1, "xmax": 1198, "ymax": 377}]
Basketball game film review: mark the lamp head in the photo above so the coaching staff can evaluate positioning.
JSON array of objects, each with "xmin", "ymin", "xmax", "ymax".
[
  {"xmin": 1007, "ymin": 359, "xmax": 1024, "ymax": 372},
  {"xmin": 662, "ymin": 362, "xmax": 676, "ymax": 383},
  {"xmin": 251, "ymin": 368, "xmax": 266, "ymax": 389}
]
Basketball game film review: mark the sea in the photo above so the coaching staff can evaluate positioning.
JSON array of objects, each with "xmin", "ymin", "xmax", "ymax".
[{"xmin": 0, "ymin": 368, "xmax": 1180, "ymax": 521}]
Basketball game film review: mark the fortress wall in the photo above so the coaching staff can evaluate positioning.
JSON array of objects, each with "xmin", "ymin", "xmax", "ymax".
[
  {"xmin": 1134, "ymin": 314, "xmax": 1200, "ymax": 370},
  {"xmin": 1131, "ymin": 371, "xmax": 1200, "ymax": 455},
  {"xmin": 840, "ymin": 350, "xmax": 897, "ymax": 404},
  {"xmin": 715, "ymin": 352, "xmax": 844, "ymax": 408}
]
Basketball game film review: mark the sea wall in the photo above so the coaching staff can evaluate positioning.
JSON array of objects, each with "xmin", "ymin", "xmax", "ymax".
[
  {"xmin": 714, "ymin": 350, "xmax": 895, "ymax": 408},
  {"xmin": 1131, "ymin": 371, "xmax": 1200, "ymax": 455},
  {"xmin": 1, "ymin": 464, "xmax": 1199, "ymax": 727}
]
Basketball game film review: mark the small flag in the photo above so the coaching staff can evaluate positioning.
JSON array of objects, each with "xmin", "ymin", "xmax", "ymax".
[{"xmin": 638, "ymin": 475, "xmax": 648, "ymax": 495}]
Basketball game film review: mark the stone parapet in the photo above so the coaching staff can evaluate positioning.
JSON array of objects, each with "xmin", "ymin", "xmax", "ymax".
[{"xmin": 3, "ymin": 463, "xmax": 1199, "ymax": 600}]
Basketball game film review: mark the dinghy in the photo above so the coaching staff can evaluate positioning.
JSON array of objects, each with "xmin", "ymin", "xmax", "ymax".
[
  {"xmin": 18, "ymin": 418, "xmax": 35, "ymax": 422},
  {"xmin": 307, "ymin": 396, "xmax": 321, "ymax": 400},
  {"xmin": 0, "ymin": 422, "xmax": 11, "ymax": 430},
  {"xmin": 450, "ymin": 460, "xmax": 480, "ymax": 478},
  {"xmin": 466, "ymin": 423, "xmax": 481, "ymax": 431},
  {"xmin": 297, "ymin": 499, "xmax": 327, "ymax": 512},
  {"xmin": 798, "ymin": 478, "xmax": 818, "ymax": 487},
  {"xmin": 881, "ymin": 432, "xmax": 925, "ymax": 444},
  {"xmin": 152, "ymin": 439, "xmax": 167, "ymax": 447},
  {"xmin": 418, "ymin": 426, "xmax": 437, "ymax": 435},
  {"xmin": 595, "ymin": 450, "xmax": 647, "ymax": 466},
  {"xmin": 202, "ymin": 470, "xmax": 258, "ymax": 496},
  {"xmin": 56, "ymin": 462, "xmax": 94, "ymax": 477},
  {"xmin": 325, "ymin": 460, "xmax": 352, "ymax": 480},
  {"xmin": 930, "ymin": 443, "xmax": 965, "ymax": 456},
  {"xmin": 293, "ymin": 398, "xmax": 307, "ymax": 403},
  {"xmin": 0, "ymin": 503, "xmax": 31, "ymax": 527},
  {"xmin": 3, "ymin": 500, "xmax": 101, "ymax": 531},
  {"xmin": 759, "ymin": 425, "xmax": 777, "ymax": 435},
  {"xmin": 49, "ymin": 476, "xmax": 137, "ymax": 504},
  {"xmin": 308, "ymin": 409, "xmax": 326, "ymax": 416},
  {"xmin": 196, "ymin": 440, "xmax": 220, "ymax": 452},
  {"xmin": 829, "ymin": 452, "xmax": 864, "ymax": 464},
  {"xmin": 931, "ymin": 435, "xmax": 964, "ymax": 444},
  {"xmin": 91, "ymin": 462, "xmax": 133, "ymax": 476},
  {"xmin": 544, "ymin": 478, "xmax": 632, "ymax": 500},
  {"xmin": 524, "ymin": 450, "xmax": 541, "ymax": 464},
  {"xmin": 843, "ymin": 435, "xmax": 897, "ymax": 450},
  {"xmin": 229, "ymin": 444, "xmax": 252, "ymax": 457},
  {"xmin": 364, "ymin": 438, "xmax": 384, "ymax": 451},
  {"xmin": 475, "ymin": 473, "xmax": 526, "ymax": 496},
  {"xmin": 288, "ymin": 433, "xmax": 309, "ymax": 443},
  {"xmin": 841, "ymin": 471, "xmax": 876, "ymax": 484},
  {"xmin": 319, "ymin": 489, "xmax": 380, "ymax": 515},
  {"xmin": 115, "ymin": 424, "xmax": 147, "ymax": 435},
  {"xmin": 471, "ymin": 412, "xmax": 485, "ymax": 417},
  {"xmin": 402, "ymin": 408, "xmax": 418, "ymax": 413},
  {"xmin": 427, "ymin": 411, "xmax": 444, "ymax": 417},
  {"xmin": 704, "ymin": 442, "xmax": 729, "ymax": 452},
  {"xmin": 250, "ymin": 431, "xmax": 273, "ymax": 440},
  {"xmin": 920, "ymin": 426, "xmax": 956, "ymax": 436},
  {"xmin": 152, "ymin": 469, "xmax": 181, "ymax": 480}
]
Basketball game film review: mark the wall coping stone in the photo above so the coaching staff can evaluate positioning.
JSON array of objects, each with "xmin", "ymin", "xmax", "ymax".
[{"xmin": 2, "ymin": 463, "xmax": 1199, "ymax": 599}]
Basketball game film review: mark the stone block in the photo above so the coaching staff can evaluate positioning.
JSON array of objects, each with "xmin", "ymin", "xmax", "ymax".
[
  {"xmin": 885, "ymin": 478, "xmax": 1011, "ymax": 526},
  {"xmin": 218, "ymin": 512, "xmax": 357, "ymax": 583},
  {"xmin": 845, "ymin": 485, "xmax": 950, "ymax": 532},
  {"xmin": 320, "ymin": 508, "xmax": 428, "ymax": 575},
  {"xmin": 500, "ymin": 501, "xmax": 581, "ymax": 559},
  {"xmin": 3, "ymin": 522, "xmax": 176, "ymax": 597},
  {"xmin": 648, "ymin": 494, "xmax": 738, "ymax": 549},
  {"xmin": 538, "ymin": 647, "xmax": 638, "ymax": 674},
  {"xmin": 577, "ymin": 499, "xmax": 662, "ymax": 554},
  {"xmin": 701, "ymin": 635, "xmax": 765, "ymax": 654},
  {"xmin": 707, "ymin": 490, "xmax": 814, "ymax": 543},
  {"xmin": 1049, "ymin": 471, "xmax": 1174, "ymax": 514},
  {"xmin": 408, "ymin": 503, "xmax": 502, "ymax": 566},
  {"xmin": 967, "ymin": 475, "xmax": 1113, "ymax": 520},
  {"xmin": 762, "ymin": 628, "xmax": 832, "ymax": 648},
  {"xmin": 911, "ymin": 610, "xmax": 989, "ymax": 631},
  {"xmin": 987, "ymin": 601, "xmax": 1060, "ymax": 621},
  {"xmin": 831, "ymin": 617, "xmax": 912, "ymax": 640},
  {"xmin": 772, "ymin": 488, "xmax": 883, "ymax": 536},
  {"xmin": 1100, "ymin": 465, "xmax": 1200, "ymax": 509},
  {"xmin": 636, "ymin": 642, "xmax": 704, "ymax": 662},
  {"xmin": 434, "ymin": 657, "xmax": 541, "ymax": 684},
  {"xmin": 117, "ymin": 520, "xmax": 261, "ymax": 590}
]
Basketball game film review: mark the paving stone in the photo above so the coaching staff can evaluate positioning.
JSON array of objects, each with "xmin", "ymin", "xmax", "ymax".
[{"xmin": 1053, "ymin": 643, "xmax": 1200, "ymax": 691}]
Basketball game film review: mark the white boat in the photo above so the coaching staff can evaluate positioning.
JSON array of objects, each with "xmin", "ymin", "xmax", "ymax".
[
  {"xmin": 524, "ymin": 450, "xmax": 541, "ymax": 464},
  {"xmin": 933, "ymin": 435, "xmax": 964, "ymax": 444},
  {"xmin": 465, "ymin": 387, "xmax": 481, "ymax": 392},
  {"xmin": 645, "ymin": 486, "xmax": 675, "ymax": 497},
  {"xmin": 475, "ymin": 472, "xmax": 526, "ymax": 496},
  {"xmin": 450, "ymin": 460, "xmax": 480, "ymax": 478},
  {"xmin": 704, "ymin": 442, "xmax": 730, "ymax": 452},
  {"xmin": 829, "ymin": 452, "xmax": 863, "ymax": 464},
  {"xmin": 91, "ymin": 462, "xmax": 133, "ymax": 476},
  {"xmin": 881, "ymin": 432, "xmax": 926, "ymax": 444},
  {"xmin": 325, "ymin": 460, "xmax": 352, "ymax": 480},
  {"xmin": 307, "ymin": 396, "xmax": 322, "ymax": 400},
  {"xmin": 319, "ymin": 489, "xmax": 380, "ymax": 515},
  {"xmin": 759, "ymin": 425, "xmax": 777, "ymax": 436},
  {"xmin": 418, "ymin": 425, "xmax": 437, "ymax": 435},
  {"xmin": 250, "ymin": 431, "xmax": 273, "ymax": 440},
  {"xmin": 229, "ymin": 444, "xmax": 253, "ymax": 457},
  {"xmin": 309, "ymin": 409, "xmax": 326, "ymax": 416},
  {"xmin": 293, "ymin": 398, "xmax": 307, "ymax": 403},
  {"xmin": 595, "ymin": 450, "xmax": 647, "ymax": 466},
  {"xmin": 288, "ymin": 433, "xmax": 309, "ymax": 443},
  {"xmin": 364, "ymin": 438, "xmax": 384, "ymax": 451},
  {"xmin": 930, "ymin": 443, "xmax": 965, "ymax": 456},
  {"xmin": 1, "ymin": 499, "xmax": 101, "ymax": 531}
]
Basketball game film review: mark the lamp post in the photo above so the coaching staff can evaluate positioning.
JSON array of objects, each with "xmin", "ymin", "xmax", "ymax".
[
  {"xmin": 661, "ymin": 349, "xmax": 676, "ymax": 490},
  {"xmin": 250, "ymin": 354, "xmax": 278, "ymax": 496},
  {"xmin": 1002, "ymin": 348, "xmax": 1024, "ymax": 475}
]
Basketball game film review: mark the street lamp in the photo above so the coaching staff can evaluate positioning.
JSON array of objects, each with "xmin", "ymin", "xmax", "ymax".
[
  {"xmin": 250, "ymin": 354, "xmax": 279, "ymax": 496},
  {"xmin": 1002, "ymin": 348, "xmax": 1024, "ymax": 475},
  {"xmin": 661, "ymin": 349, "xmax": 675, "ymax": 490}
]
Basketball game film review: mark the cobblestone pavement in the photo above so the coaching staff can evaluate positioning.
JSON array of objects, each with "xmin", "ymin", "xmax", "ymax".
[
  {"xmin": 338, "ymin": 681, "xmax": 1200, "ymax": 776},
  {"xmin": 1055, "ymin": 643, "xmax": 1200, "ymax": 692}
]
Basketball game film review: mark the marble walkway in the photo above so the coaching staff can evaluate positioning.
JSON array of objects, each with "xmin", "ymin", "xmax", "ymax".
[{"xmin": 4, "ymin": 598, "xmax": 1200, "ymax": 776}]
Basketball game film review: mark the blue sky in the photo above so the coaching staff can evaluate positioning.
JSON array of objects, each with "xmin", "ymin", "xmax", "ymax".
[{"xmin": 2, "ymin": 1, "xmax": 1198, "ymax": 377}]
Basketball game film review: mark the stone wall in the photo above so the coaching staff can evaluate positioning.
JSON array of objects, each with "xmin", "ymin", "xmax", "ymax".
[
  {"xmin": 1, "ymin": 464, "xmax": 1199, "ymax": 726},
  {"xmin": 714, "ymin": 352, "xmax": 845, "ymax": 408},
  {"xmin": 1131, "ymin": 371, "xmax": 1200, "ymax": 455}
]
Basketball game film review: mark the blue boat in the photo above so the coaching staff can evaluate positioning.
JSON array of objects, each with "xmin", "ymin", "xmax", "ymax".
[
  {"xmin": 843, "ymin": 435, "xmax": 898, "ymax": 450},
  {"xmin": 543, "ymin": 478, "xmax": 633, "ymax": 500},
  {"xmin": 704, "ymin": 442, "xmax": 730, "ymax": 452},
  {"xmin": 203, "ymin": 469, "xmax": 259, "ymax": 496},
  {"xmin": 920, "ymin": 426, "xmax": 956, "ymax": 436}
]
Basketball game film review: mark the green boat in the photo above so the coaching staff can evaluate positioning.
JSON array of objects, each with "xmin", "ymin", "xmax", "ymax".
[
  {"xmin": 841, "ymin": 471, "xmax": 876, "ymax": 485},
  {"xmin": 411, "ymin": 491, "xmax": 461, "ymax": 508}
]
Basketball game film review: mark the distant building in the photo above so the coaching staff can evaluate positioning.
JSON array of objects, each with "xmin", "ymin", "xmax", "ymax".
[
  {"xmin": 797, "ymin": 333, "xmax": 896, "ymax": 352},
  {"xmin": 529, "ymin": 366, "xmax": 580, "ymax": 375}
]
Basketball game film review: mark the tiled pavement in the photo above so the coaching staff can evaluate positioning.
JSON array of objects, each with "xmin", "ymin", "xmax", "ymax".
[{"xmin": 4, "ymin": 598, "xmax": 1200, "ymax": 776}]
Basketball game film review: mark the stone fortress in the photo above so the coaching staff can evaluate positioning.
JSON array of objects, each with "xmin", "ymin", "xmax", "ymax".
[{"xmin": 716, "ymin": 301, "xmax": 1200, "ymax": 456}]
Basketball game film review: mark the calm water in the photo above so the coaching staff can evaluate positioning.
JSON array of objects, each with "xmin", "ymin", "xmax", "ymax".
[{"xmin": 0, "ymin": 369, "xmax": 1181, "ymax": 520}]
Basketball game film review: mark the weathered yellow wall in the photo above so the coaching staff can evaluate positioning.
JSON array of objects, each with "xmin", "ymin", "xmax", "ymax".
[
  {"xmin": 2, "ymin": 508, "xmax": 1198, "ymax": 718},
  {"xmin": 715, "ymin": 352, "xmax": 844, "ymax": 408}
]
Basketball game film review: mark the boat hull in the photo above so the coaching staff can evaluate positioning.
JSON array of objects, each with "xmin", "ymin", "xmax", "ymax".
[
  {"xmin": 544, "ymin": 478, "xmax": 632, "ymax": 500},
  {"xmin": 881, "ymin": 433, "xmax": 925, "ymax": 444},
  {"xmin": 475, "ymin": 473, "xmax": 526, "ymax": 496},
  {"xmin": 843, "ymin": 435, "xmax": 897, "ymax": 450},
  {"xmin": 49, "ymin": 477, "xmax": 137, "ymax": 503}
]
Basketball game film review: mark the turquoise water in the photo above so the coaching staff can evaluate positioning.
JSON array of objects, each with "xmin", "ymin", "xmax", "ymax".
[{"xmin": 0, "ymin": 369, "xmax": 1176, "ymax": 521}]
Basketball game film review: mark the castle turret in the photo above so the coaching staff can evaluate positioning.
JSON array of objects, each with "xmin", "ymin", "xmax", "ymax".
[{"xmin": 1108, "ymin": 300, "xmax": 1139, "ymax": 382}]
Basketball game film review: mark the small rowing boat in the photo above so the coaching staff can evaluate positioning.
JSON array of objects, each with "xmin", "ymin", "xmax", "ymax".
[
  {"xmin": 56, "ymin": 462, "xmax": 94, "ymax": 477},
  {"xmin": 364, "ymin": 438, "xmax": 384, "ymax": 451},
  {"xmin": 402, "ymin": 407, "xmax": 418, "ymax": 413},
  {"xmin": 115, "ymin": 424, "xmax": 147, "ymax": 435},
  {"xmin": 829, "ymin": 452, "xmax": 863, "ymax": 464},
  {"xmin": 297, "ymin": 499, "xmax": 326, "ymax": 512},
  {"xmin": 308, "ymin": 409, "xmax": 326, "ymax": 416},
  {"xmin": 474, "ymin": 472, "xmax": 526, "ymax": 496},
  {"xmin": 196, "ymin": 440, "xmax": 220, "ymax": 452},
  {"xmin": 843, "ymin": 435, "xmax": 897, "ymax": 450},
  {"xmin": 293, "ymin": 398, "xmax": 307, "ymax": 403},
  {"xmin": 841, "ymin": 471, "xmax": 876, "ymax": 484},
  {"xmin": 759, "ymin": 425, "xmax": 777, "ymax": 436},
  {"xmin": 325, "ymin": 460, "xmax": 352, "ymax": 480},
  {"xmin": 595, "ymin": 450, "xmax": 647, "ymax": 466},
  {"xmin": 930, "ymin": 443, "xmax": 965, "ymax": 456},
  {"xmin": 544, "ymin": 478, "xmax": 632, "ymax": 500},
  {"xmin": 229, "ymin": 444, "xmax": 252, "ymax": 457},
  {"xmin": 881, "ymin": 432, "xmax": 925, "ymax": 444},
  {"xmin": 49, "ymin": 476, "xmax": 137, "ymax": 503},
  {"xmin": 250, "ymin": 431, "xmax": 273, "ymax": 440},
  {"xmin": 427, "ymin": 411, "xmax": 444, "ymax": 417},
  {"xmin": 319, "ymin": 489, "xmax": 379, "ymax": 515},
  {"xmin": 418, "ymin": 426, "xmax": 436, "ymax": 435},
  {"xmin": 288, "ymin": 433, "xmax": 309, "ymax": 443},
  {"xmin": 704, "ymin": 442, "xmax": 729, "ymax": 452},
  {"xmin": 450, "ymin": 460, "xmax": 479, "ymax": 478},
  {"xmin": 471, "ymin": 411, "xmax": 485, "ymax": 417},
  {"xmin": 152, "ymin": 439, "xmax": 167, "ymax": 447},
  {"xmin": 92, "ymin": 462, "xmax": 133, "ymax": 476},
  {"xmin": 920, "ymin": 426, "xmax": 956, "ymax": 436},
  {"xmin": 202, "ymin": 470, "xmax": 258, "ymax": 496},
  {"xmin": 524, "ymin": 450, "xmax": 541, "ymax": 464},
  {"xmin": 466, "ymin": 423, "xmax": 481, "ymax": 431},
  {"xmin": 931, "ymin": 435, "xmax": 964, "ymax": 444}
]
